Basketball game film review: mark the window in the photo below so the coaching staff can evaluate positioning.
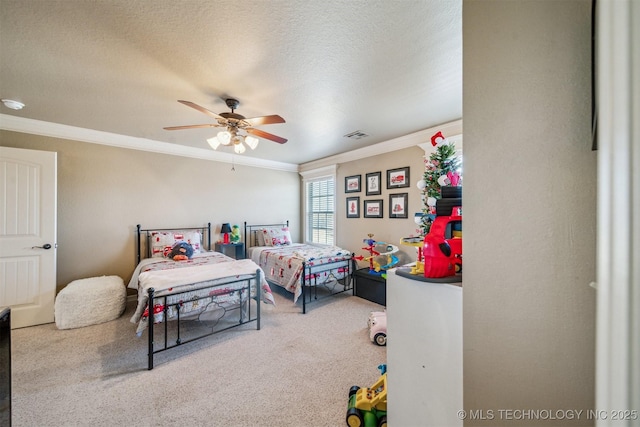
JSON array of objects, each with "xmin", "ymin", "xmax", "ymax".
[{"xmin": 305, "ymin": 176, "xmax": 335, "ymax": 245}]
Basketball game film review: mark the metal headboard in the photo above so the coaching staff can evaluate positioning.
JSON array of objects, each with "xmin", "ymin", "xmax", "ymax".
[
  {"xmin": 135, "ymin": 223, "xmax": 212, "ymax": 264},
  {"xmin": 243, "ymin": 221, "xmax": 289, "ymax": 258}
]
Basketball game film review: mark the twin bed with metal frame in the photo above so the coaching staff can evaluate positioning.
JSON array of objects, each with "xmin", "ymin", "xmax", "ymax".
[
  {"xmin": 244, "ymin": 221, "xmax": 354, "ymax": 313},
  {"xmin": 128, "ymin": 223, "xmax": 273, "ymax": 370}
]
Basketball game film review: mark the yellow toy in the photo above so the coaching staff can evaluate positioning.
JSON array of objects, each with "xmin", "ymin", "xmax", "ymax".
[
  {"xmin": 346, "ymin": 364, "xmax": 387, "ymax": 427},
  {"xmin": 399, "ymin": 237, "xmax": 424, "ymax": 275}
]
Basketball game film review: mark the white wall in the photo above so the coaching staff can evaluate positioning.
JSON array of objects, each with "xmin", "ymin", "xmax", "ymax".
[{"xmin": 463, "ymin": 1, "xmax": 596, "ymax": 425}]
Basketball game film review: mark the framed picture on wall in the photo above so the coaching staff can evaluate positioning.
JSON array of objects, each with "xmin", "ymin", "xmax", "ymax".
[
  {"xmin": 364, "ymin": 199, "xmax": 383, "ymax": 218},
  {"xmin": 366, "ymin": 171, "xmax": 382, "ymax": 196},
  {"xmin": 386, "ymin": 167, "xmax": 410, "ymax": 189},
  {"xmin": 389, "ymin": 193, "xmax": 408, "ymax": 218},
  {"xmin": 346, "ymin": 196, "xmax": 360, "ymax": 218},
  {"xmin": 345, "ymin": 175, "xmax": 361, "ymax": 193}
]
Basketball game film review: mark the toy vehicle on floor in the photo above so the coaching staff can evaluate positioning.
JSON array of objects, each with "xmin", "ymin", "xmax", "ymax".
[
  {"xmin": 367, "ymin": 311, "xmax": 387, "ymax": 346},
  {"xmin": 346, "ymin": 365, "xmax": 387, "ymax": 427}
]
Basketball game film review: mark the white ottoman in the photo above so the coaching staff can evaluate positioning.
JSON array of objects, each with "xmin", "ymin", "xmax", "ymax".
[{"xmin": 55, "ymin": 275, "xmax": 126, "ymax": 330}]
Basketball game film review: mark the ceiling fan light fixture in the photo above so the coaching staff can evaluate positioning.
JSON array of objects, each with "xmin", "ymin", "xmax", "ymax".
[
  {"xmin": 217, "ymin": 130, "xmax": 232, "ymax": 145},
  {"xmin": 245, "ymin": 135, "xmax": 259, "ymax": 150},
  {"xmin": 207, "ymin": 136, "xmax": 221, "ymax": 150},
  {"xmin": 165, "ymin": 99, "xmax": 287, "ymax": 154},
  {"xmin": 234, "ymin": 142, "xmax": 246, "ymax": 154}
]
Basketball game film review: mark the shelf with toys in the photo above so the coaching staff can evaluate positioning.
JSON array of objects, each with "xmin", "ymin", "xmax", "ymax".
[{"xmin": 398, "ymin": 130, "xmax": 462, "ymax": 282}]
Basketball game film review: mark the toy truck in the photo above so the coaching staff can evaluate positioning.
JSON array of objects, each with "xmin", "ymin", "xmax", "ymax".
[
  {"xmin": 367, "ymin": 311, "xmax": 387, "ymax": 346},
  {"xmin": 346, "ymin": 365, "xmax": 387, "ymax": 427}
]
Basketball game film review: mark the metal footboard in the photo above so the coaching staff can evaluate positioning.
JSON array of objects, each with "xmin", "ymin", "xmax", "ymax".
[
  {"xmin": 301, "ymin": 255, "xmax": 354, "ymax": 314},
  {"xmin": 243, "ymin": 221, "xmax": 354, "ymax": 313},
  {"xmin": 145, "ymin": 269, "xmax": 261, "ymax": 370}
]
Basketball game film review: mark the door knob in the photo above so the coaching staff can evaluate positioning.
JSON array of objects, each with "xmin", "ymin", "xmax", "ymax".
[{"xmin": 32, "ymin": 243, "xmax": 52, "ymax": 250}]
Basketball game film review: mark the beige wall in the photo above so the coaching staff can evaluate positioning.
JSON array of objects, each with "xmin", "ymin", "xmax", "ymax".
[
  {"xmin": 335, "ymin": 146, "xmax": 430, "ymax": 269},
  {"xmin": 463, "ymin": 0, "xmax": 596, "ymax": 425},
  {"xmin": 2, "ymin": 126, "xmax": 437, "ymax": 290},
  {"xmin": 0, "ymin": 130, "xmax": 300, "ymax": 292}
]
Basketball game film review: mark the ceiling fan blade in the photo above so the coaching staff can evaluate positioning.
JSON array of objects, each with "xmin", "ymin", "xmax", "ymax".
[
  {"xmin": 243, "ymin": 115, "xmax": 286, "ymax": 126},
  {"xmin": 246, "ymin": 128, "xmax": 288, "ymax": 144},
  {"xmin": 177, "ymin": 100, "xmax": 224, "ymax": 120},
  {"xmin": 164, "ymin": 124, "xmax": 222, "ymax": 130}
]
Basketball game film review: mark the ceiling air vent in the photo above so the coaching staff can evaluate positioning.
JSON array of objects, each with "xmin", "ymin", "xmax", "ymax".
[{"xmin": 344, "ymin": 130, "xmax": 369, "ymax": 140}]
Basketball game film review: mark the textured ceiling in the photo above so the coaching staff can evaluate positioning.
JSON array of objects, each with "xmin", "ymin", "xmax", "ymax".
[{"xmin": 0, "ymin": 0, "xmax": 461, "ymax": 165}]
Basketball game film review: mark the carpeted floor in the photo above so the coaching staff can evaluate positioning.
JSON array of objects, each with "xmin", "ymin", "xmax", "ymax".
[{"xmin": 10, "ymin": 287, "xmax": 386, "ymax": 426}]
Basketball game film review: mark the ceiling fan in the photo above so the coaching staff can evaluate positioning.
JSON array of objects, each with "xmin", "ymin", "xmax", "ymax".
[{"xmin": 164, "ymin": 98, "xmax": 287, "ymax": 154}]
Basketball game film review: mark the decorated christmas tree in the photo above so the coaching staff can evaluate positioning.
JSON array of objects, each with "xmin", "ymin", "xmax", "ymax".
[{"xmin": 416, "ymin": 131, "xmax": 462, "ymax": 235}]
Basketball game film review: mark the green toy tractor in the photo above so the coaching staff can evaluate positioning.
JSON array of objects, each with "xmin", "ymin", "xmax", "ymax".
[{"xmin": 346, "ymin": 365, "xmax": 387, "ymax": 427}]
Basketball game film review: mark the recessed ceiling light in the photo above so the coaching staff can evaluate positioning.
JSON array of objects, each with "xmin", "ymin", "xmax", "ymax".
[{"xmin": 1, "ymin": 99, "xmax": 25, "ymax": 110}]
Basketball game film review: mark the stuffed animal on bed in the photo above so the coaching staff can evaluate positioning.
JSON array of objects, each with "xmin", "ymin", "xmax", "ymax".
[{"xmin": 169, "ymin": 241, "xmax": 194, "ymax": 261}]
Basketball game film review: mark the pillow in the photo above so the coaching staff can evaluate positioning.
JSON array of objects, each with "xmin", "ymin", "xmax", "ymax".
[
  {"xmin": 256, "ymin": 229, "xmax": 266, "ymax": 246},
  {"xmin": 262, "ymin": 227, "xmax": 292, "ymax": 246},
  {"xmin": 149, "ymin": 230, "xmax": 202, "ymax": 258}
]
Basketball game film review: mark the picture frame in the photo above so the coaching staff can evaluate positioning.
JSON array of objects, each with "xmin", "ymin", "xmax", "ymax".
[
  {"xmin": 386, "ymin": 167, "xmax": 410, "ymax": 189},
  {"xmin": 389, "ymin": 193, "xmax": 408, "ymax": 218},
  {"xmin": 365, "ymin": 171, "xmax": 382, "ymax": 196},
  {"xmin": 345, "ymin": 175, "xmax": 361, "ymax": 193},
  {"xmin": 364, "ymin": 199, "xmax": 383, "ymax": 218},
  {"xmin": 346, "ymin": 196, "xmax": 360, "ymax": 218}
]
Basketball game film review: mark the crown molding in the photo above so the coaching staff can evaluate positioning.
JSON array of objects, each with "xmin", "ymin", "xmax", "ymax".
[
  {"xmin": 298, "ymin": 118, "xmax": 462, "ymax": 172},
  {"xmin": 298, "ymin": 164, "xmax": 338, "ymax": 179},
  {"xmin": 0, "ymin": 114, "xmax": 299, "ymax": 172},
  {"xmin": 0, "ymin": 114, "xmax": 462, "ymax": 174}
]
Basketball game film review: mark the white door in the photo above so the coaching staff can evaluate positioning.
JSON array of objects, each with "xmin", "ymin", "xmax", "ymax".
[{"xmin": 0, "ymin": 146, "xmax": 57, "ymax": 329}]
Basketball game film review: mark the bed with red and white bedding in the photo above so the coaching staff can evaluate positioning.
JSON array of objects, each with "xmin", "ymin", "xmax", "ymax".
[{"xmin": 244, "ymin": 222, "xmax": 353, "ymax": 313}]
